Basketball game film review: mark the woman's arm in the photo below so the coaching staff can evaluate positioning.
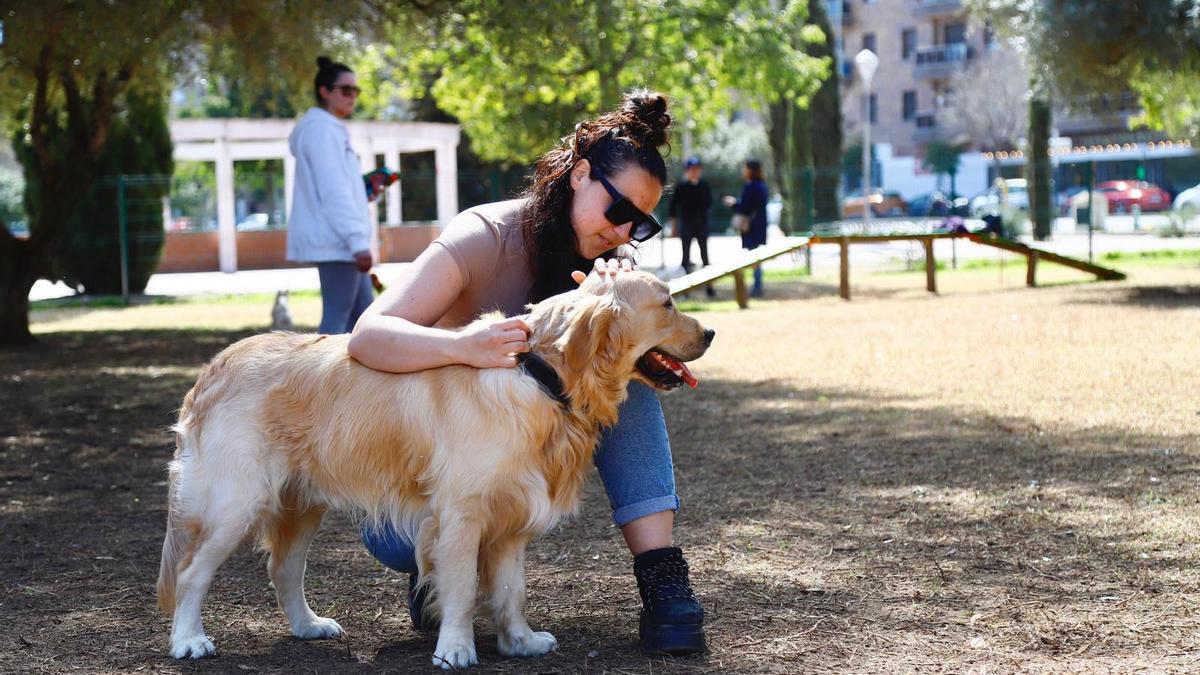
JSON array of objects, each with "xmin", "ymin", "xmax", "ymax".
[{"xmin": 348, "ymin": 245, "xmax": 530, "ymax": 373}]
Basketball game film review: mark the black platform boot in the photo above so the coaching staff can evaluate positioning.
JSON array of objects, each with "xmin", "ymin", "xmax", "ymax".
[
  {"xmin": 633, "ymin": 547, "xmax": 706, "ymax": 655},
  {"xmin": 408, "ymin": 573, "xmax": 438, "ymax": 630}
]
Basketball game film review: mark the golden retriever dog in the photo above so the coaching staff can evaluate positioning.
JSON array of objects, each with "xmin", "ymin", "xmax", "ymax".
[{"xmin": 155, "ymin": 271, "xmax": 714, "ymax": 668}]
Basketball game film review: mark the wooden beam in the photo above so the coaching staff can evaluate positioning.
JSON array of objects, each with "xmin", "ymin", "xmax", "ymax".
[
  {"xmin": 733, "ymin": 269, "xmax": 749, "ymax": 309},
  {"xmin": 964, "ymin": 233, "xmax": 1125, "ymax": 281},
  {"xmin": 924, "ymin": 238, "xmax": 937, "ymax": 294},
  {"xmin": 839, "ymin": 237, "xmax": 850, "ymax": 301},
  {"xmin": 1026, "ymin": 250, "xmax": 1038, "ymax": 287}
]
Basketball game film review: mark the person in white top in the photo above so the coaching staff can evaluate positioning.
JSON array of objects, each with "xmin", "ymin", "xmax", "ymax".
[{"xmin": 286, "ymin": 56, "xmax": 376, "ymax": 334}]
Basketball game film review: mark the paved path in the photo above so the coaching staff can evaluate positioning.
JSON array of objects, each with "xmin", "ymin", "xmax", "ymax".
[{"xmin": 29, "ymin": 225, "xmax": 1200, "ymax": 301}]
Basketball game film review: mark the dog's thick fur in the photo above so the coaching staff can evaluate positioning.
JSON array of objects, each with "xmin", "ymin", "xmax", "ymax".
[{"xmin": 156, "ymin": 272, "xmax": 712, "ymax": 668}]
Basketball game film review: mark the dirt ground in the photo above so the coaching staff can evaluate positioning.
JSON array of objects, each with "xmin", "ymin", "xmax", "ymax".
[{"xmin": 3, "ymin": 259, "xmax": 1199, "ymax": 673}]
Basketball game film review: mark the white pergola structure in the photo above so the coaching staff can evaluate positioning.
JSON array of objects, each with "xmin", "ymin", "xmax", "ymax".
[{"xmin": 170, "ymin": 118, "xmax": 461, "ymax": 272}]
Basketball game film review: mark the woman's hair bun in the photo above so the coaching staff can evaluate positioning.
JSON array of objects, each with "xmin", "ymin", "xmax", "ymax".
[
  {"xmin": 316, "ymin": 56, "xmax": 334, "ymax": 70},
  {"xmin": 620, "ymin": 89, "xmax": 671, "ymax": 148}
]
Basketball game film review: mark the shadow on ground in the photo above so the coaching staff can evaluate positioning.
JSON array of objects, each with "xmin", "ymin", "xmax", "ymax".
[{"xmin": 2, "ymin": 330, "xmax": 1198, "ymax": 673}]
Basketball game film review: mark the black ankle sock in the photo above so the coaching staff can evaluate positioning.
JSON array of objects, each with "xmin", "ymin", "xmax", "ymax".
[{"xmin": 634, "ymin": 546, "xmax": 682, "ymax": 569}]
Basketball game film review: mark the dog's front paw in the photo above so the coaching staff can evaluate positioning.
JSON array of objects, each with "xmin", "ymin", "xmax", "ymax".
[
  {"xmin": 170, "ymin": 635, "xmax": 217, "ymax": 659},
  {"xmin": 498, "ymin": 629, "xmax": 557, "ymax": 657},
  {"xmin": 292, "ymin": 616, "xmax": 344, "ymax": 640},
  {"xmin": 432, "ymin": 637, "xmax": 478, "ymax": 669}
]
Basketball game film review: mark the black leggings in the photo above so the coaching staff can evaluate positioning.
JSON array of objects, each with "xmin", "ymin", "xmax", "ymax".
[{"xmin": 680, "ymin": 225, "xmax": 710, "ymax": 272}]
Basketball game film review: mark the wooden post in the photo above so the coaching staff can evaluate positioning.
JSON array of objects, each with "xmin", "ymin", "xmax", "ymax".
[
  {"xmin": 1026, "ymin": 250, "xmax": 1038, "ymax": 287},
  {"xmin": 923, "ymin": 237, "xmax": 937, "ymax": 294},
  {"xmin": 733, "ymin": 269, "xmax": 749, "ymax": 309},
  {"xmin": 839, "ymin": 237, "xmax": 850, "ymax": 300}
]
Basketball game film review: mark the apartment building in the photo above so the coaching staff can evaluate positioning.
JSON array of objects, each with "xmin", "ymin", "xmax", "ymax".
[{"xmin": 832, "ymin": 0, "xmax": 993, "ymax": 159}]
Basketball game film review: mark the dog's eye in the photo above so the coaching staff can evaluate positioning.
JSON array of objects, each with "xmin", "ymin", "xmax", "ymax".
[{"xmin": 662, "ymin": 299, "xmax": 674, "ymax": 311}]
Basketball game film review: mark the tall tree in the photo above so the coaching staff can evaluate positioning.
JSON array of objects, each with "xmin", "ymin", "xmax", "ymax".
[
  {"xmin": 966, "ymin": 1, "xmax": 1200, "ymax": 164},
  {"xmin": 0, "ymin": 1, "xmax": 423, "ymax": 344},
  {"xmin": 1027, "ymin": 95, "xmax": 1053, "ymax": 239},
  {"xmin": 922, "ymin": 140, "xmax": 965, "ymax": 198},
  {"xmin": 767, "ymin": 0, "xmax": 839, "ymax": 232},
  {"xmin": 937, "ymin": 47, "xmax": 1028, "ymax": 154},
  {"xmin": 394, "ymin": 1, "xmax": 828, "ymax": 164}
]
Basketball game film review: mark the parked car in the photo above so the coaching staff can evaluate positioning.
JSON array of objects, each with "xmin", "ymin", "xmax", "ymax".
[
  {"xmin": 1174, "ymin": 182, "xmax": 1200, "ymax": 212},
  {"xmin": 1095, "ymin": 180, "xmax": 1170, "ymax": 213},
  {"xmin": 907, "ymin": 191, "xmax": 968, "ymax": 217},
  {"xmin": 842, "ymin": 189, "xmax": 908, "ymax": 217},
  {"xmin": 970, "ymin": 178, "xmax": 1029, "ymax": 217},
  {"xmin": 1055, "ymin": 186, "xmax": 1090, "ymax": 216},
  {"xmin": 236, "ymin": 213, "xmax": 271, "ymax": 231}
]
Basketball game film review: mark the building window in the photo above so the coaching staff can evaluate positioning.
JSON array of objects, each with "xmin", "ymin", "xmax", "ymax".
[
  {"xmin": 868, "ymin": 94, "xmax": 877, "ymax": 124},
  {"xmin": 902, "ymin": 91, "xmax": 917, "ymax": 120},
  {"xmin": 863, "ymin": 33, "xmax": 876, "ymax": 54},
  {"xmin": 944, "ymin": 22, "xmax": 967, "ymax": 45},
  {"xmin": 902, "ymin": 28, "xmax": 916, "ymax": 60}
]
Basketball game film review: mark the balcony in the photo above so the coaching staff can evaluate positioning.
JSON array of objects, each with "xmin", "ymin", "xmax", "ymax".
[
  {"xmin": 912, "ymin": 112, "xmax": 945, "ymax": 143},
  {"xmin": 1057, "ymin": 92, "xmax": 1141, "ymax": 137},
  {"xmin": 913, "ymin": 43, "xmax": 971, "ymax": 79},
  {"xmin": 913, "ymin": 0, "xmax": 963, "ymax": 18}
]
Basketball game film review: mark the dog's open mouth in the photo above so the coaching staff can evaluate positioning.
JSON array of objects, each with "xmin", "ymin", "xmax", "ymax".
[{"xmin": 636, "ymin": 348, "xmax": 698, "ymax": 390}]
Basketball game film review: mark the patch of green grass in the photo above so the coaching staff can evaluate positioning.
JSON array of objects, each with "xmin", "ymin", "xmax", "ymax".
[
  {"xmin": 675, "ymin": 299, "xmax": 743, "ymax": 313},
  {"xmin": 31, "ymin": 289, "xmax": 321, "ymax": 312},
  {"xmin": 1101, "ymin": 248, "xmax": 1200, "ymax": 263}
]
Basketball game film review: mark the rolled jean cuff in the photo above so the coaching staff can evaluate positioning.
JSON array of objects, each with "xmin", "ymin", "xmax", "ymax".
[{"xmin": 611, "ymin": 495, "xmax": 680, "ymax": 528}]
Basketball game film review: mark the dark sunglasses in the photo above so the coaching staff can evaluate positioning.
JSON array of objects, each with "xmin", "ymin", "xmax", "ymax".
[
  {"xmin": 332, "ymin": 84, "xmax": 361, "ymax": 97},
  {"xmin": 590, "ymin": 169, "xmax": 663, "ymax": 242}
]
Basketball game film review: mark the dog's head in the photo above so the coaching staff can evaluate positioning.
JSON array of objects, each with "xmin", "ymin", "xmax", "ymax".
[{"xmin": 529, "ymin": 271, "xmax": 714, "ymax": 423}]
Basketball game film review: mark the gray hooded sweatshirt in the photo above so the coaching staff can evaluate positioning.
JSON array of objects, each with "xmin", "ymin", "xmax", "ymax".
[{"xmin": 286, "ymin": 107, "xmax": 370, "ymax": 262}]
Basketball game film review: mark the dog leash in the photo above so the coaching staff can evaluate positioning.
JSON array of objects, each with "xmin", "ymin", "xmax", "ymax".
[{"xmin": 516, "ymin": 352, "xmax": 571, "ymax": 409}]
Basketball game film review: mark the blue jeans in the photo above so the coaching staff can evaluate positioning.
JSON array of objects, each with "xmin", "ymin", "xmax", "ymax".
[
  {"xmin": 316, "ymin": 262, "xmax": 374, "ymax": 334},
  {"xmin": 361, "ymin": 382, "xmax": 678, "ymax": 573}
]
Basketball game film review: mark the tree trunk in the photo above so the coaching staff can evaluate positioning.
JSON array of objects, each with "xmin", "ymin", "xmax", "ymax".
[
  {"xmin": 1028, "ymin": 95, "xmax": 1053, "ymax": 240},
  {"xmin": 0, "ymin": 233, "xmax": 46, "ymax": 345}
]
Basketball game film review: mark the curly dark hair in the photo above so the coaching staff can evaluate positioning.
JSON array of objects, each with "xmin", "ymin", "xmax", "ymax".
[
  {"xmin": 313, "ymin": 56, "xmax": 353, "ymax": 107},
  {"xmin": 518, "ymin": 90, "xmax": 672, "ymax": 302}
]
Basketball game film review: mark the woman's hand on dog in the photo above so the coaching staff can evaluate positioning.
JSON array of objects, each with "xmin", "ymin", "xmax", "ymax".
[
  {"xmin": 570, "ymin": 258, "xmax": 637, "ymax": 285},
  {"xmin": 454, "ymin": 316, "xmax": 532, "ymax": 368}
]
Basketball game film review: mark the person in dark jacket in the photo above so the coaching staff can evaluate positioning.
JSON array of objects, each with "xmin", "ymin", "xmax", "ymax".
[
  {"xmin": 724, "ymin": 159, "xmax": 770, "ymax": 297},
  {"xmin": 668, "ymin": 156, "xmax": 714, "ymax": 276}
]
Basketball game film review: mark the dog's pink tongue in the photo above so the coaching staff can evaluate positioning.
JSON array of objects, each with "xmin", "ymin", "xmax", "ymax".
[
  {"xmin": 679, "ymin": 362, "xmax": 698, "ymax": 388},
  {"xmin": 661, "ymin": 354, "xmax": 698, "ymax": 388}
]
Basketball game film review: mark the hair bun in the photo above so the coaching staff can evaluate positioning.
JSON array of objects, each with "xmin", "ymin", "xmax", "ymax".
[
  {"xmin": 620, "ymin": 89, "xmax": 671, "ymax": 148},
  {"xmin": 316, "ymin": 56, "xmax": 334, "ymax": 70}
]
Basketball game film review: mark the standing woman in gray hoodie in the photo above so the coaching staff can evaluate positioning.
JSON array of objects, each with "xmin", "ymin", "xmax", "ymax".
[{"xmin": 286, "ymin": 57, "xmax": 375, "ymax": 334}]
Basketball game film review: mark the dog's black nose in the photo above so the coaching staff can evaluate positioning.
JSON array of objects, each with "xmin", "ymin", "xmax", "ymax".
[{"xmin": 703, "ymin": 328, "xmax": 716, "ymax": 346}]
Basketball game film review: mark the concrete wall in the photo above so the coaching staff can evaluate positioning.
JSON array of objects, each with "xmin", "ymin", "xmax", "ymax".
[
  {"xmin": 876, "ymin": 143, "xmax": 989, "ymax": 199},
  {"xmin": 157, "ymin": 225, "xmax": 442, "ymax": 273}
]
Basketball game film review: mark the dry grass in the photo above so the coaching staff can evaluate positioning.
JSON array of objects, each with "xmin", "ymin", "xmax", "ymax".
[{"xmin": 3, "ymin": 259, "xmax": 1199, "ymax": 673}]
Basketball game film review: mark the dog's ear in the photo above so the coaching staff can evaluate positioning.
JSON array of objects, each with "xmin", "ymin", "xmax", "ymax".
[{"xmin": 558, "ymin": 295, "xmax": 619, "ymax": 374}]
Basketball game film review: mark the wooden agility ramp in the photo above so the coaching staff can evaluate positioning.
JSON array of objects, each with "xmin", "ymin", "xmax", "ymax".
[{"xmin": 669, "ymin": 232, "xmax": 1125, "ymax": 306}]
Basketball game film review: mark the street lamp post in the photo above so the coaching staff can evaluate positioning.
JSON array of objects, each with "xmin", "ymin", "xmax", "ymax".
[{"xmin": 854, "ymin": 49, "xmax": 879, "ymax": 230}]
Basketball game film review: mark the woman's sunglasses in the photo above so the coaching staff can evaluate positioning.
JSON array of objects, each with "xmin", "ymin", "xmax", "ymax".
[
  {"xmin": 590, "ymin": 169, "xmax": 663, "ymax": 242},
  {"xmin": 332, "ymin": 84, "xmax": 361, "ymax": 97}
]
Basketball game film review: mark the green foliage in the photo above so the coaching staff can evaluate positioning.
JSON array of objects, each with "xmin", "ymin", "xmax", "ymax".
[
  {"xmin": 15, "ymin": 89, "xmax": 174, "ymax": 293},
  {"xmin": 391, "ymin": 0, "xmax": 829, "ymax": 163},
  {"xmin": 966, "ymin": 0, "xmax": 1200, "ymax": 141},
  {"xmin": 0, "ymin": 164, "xmax": 23, "ymax": 230},
  {"xmin": 923, "ymin": 141, "xmax": 965, "ymax": 178},
  {"xmin": 1130, "ymin": 69, "xmax": 1200, "ymax": 144},
  {"xmin": 923, "ymin": 140, "xmax": 966, "ymax": 197}
]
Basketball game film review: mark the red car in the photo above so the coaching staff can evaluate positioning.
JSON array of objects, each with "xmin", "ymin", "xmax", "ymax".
[{"xmin": 1096, "ymin": 180, "xmax": 1171, "ymax": 213}]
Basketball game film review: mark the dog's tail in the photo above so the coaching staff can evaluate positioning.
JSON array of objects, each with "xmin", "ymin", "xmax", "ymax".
[{"xmin": 156, "ymin": 451, "xmax": 191, "ymax": 616}]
